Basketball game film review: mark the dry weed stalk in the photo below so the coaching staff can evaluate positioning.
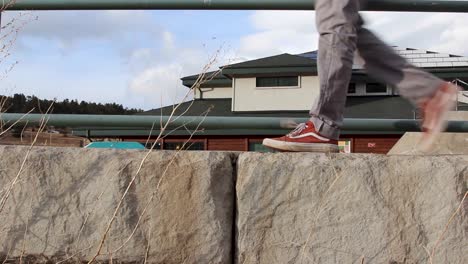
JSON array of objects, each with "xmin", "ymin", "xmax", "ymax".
[
  {"xmin": 18, "ymin": 216, "xmax": 29, "ymax": 264},
  {"xmin": 1, "ymin": 0, "xmax": 17, "ymax": 12},
  {"xmin": 143, "ymin": 224, "xmax": 152, "ymax": 264},
  {"xmin": 108, "ymin": 108, "xmax": 212, "ymax": 255},
  {"xmin": 19, "ymin": 119, "xmax": 28, "ymax": 142},
  {"xmin": 0, "ymin": 108, "xmax": 34, "ymax": 137},
  {"xmin": 54, "ymin": 165, "xmax": 131, "ymax": 264},
  {"xmin": 0, "ymin": 2, "xmax": 36, "ymax": 136},
  {"xmin": 144, "ymin": 121, "xmax": 156, "ymax": 148},
  {"xmin": 0, "ymin": 103, "xmax": 52, "ymax": 214},
  {"xmin": 426, "ymin": 191, "xmax": 467, "ymax": 264},
  {"xmin": 87, "ymin": 51, "xmax": 222, "ymax": 263},
  {"xmin": 0, "ymin": 2, "xmax": 36, "ymax": 80},
  {"xmin": 0, "ymin": 238, "xmax": 15, "ymax": 264},
  {"xmin": 0, "ymin": 95, "xmax": 7, "ymax": 131}
]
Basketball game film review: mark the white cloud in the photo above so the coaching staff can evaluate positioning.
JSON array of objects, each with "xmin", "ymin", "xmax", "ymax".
[
  {"xmin": 4, "ymin": 11, "xmax": 228, "ymax": 110},
  {"xmin": 427, "ymin": 15, "xmax": 468, "ymax": 55},
  {"xmin": 251, "ymin": 10, "xmax": 316, "ymax": 33},
  {"xmin": 126, "ymin": 32, "xmax": 230, "ymax": 109},
  {"xmin": 7, "ymin": 10, "xmax": 160, "ymax": 48},
  {"xmin": 238, "ymin": 11, "xmax": 318, "ymax": 59},
  {"xmin": 129, "ymin": 11, "xmax": 468, "ymax": 109},
  {"xmin": 238, "ymin": 11, "xmax": 468, "ymax": 61},
  {"xmin": 363, "ymin": 12, "xmax": 468, "ymax": 56},
  {"xmin": 6, "ymin": 9, "xmax": 468, "ymax": 111},
  {"xmin": 129, "ymin": 63, "xmax": 185, "ymax": 107}
]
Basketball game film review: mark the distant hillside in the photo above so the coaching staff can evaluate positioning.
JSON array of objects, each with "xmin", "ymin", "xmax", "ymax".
[{"xmin": 0, "ymin": 93, "xmax": 143, "ymax": 115}]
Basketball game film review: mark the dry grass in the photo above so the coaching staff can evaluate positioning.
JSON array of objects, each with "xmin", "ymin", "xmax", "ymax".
[
  {"xmin": 0, "ymin": 1, "xmax": 36, "ymax": 80},
  {"xmin": 0, "ymin": 5, "xmax": 464, "ymax": 263},
  {"xmin": 0, "ymin": 103, "xmax": 52, "ymax": 214},
  {"xmin": 425, "ymin": 191, "xmax": 468, "ymax": 264},
  {"xmin": 0, "ymin": 1, "xmax": 36, "ymax": 137},
  {"xmin": 0, "ymin": 5, "xmax": 226, "ymax": 261},
  {"xmin": 85, "ymin": 50, "xmax": 222, "ymax": 263}
]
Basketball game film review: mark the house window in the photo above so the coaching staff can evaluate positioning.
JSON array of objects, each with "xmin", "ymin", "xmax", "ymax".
[
  {"xmin": 256, "ymin": 76, "xmax": 299, "ymax": 88},
  {"xmin": 163, "ymin": 141, "xmax": 205, "ymax": 151},
  {"xmin": 366, "ymin": 83, "xmax": 388, "ymax": 94},
  {"xmin": 348, "ymin": 83, "xmax": 356, "ymax": 94}
]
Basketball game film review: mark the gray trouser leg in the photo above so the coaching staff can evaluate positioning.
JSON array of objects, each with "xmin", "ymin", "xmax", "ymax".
[
  {"xmin": 310, "ymin": 0, "xmax": 444, "ymax": 140},
  {"xmin": 310, "ymin": 0, "xmax": 363, "ymax": 140},
  {"xmin": 356, "ymin": 28, "xmax": 444, "ymax": 104}
]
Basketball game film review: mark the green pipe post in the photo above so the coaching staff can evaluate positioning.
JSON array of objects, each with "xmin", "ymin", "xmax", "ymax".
[
  {"xmin": 2, "ymin": 113, "xmax": 468, "ymax": 132},
  {"xmin": 6, "ymin": 0, "xmax": 468, "ymax": 12}
]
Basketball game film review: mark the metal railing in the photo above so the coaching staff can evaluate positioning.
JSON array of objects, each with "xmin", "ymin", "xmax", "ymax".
[
  {"xmin": 2, "ymin": 1, "xmax": 467, "ymax": 135},
  {"xmin": 5, "ymin": 0, "xmax": 468, "ymax": 12},
  {"xmin": 1, "ymin": 114, "xmax": 468, "ymax": 132}
]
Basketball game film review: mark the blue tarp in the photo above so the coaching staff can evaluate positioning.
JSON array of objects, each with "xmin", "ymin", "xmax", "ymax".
[{"xmin": 84, "ymin": 142, "xmax": 145, "ymax": 150}]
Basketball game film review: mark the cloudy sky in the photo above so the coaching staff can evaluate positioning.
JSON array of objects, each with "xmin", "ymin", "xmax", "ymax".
[{"xmin": 0, "ymin": 10, "xmax": 467, "ymax": 110}]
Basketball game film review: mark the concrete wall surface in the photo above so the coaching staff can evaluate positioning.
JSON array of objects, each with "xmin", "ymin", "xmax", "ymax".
[
  {"xmin": 0, "ymin": 146, "xmax": 235, "ymax": 263},
  {"xmin": 0, "ymin": 147, "xmax": 467, "ymax": 264},
  {"xmin": 233, "ymin": 76, "xmax": 320, "ymax": 112},
  {"xmin": 388, "ymin": 132, "xmax": 468, "ymax": 155},
  {"xmin": 237, "ymin": 153, "xmax": 467, "ymax": 264}
]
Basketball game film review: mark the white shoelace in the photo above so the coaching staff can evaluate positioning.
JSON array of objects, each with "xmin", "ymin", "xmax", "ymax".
[{"xmin": 287, "ymin": 123, "xmax": 307, "ymax": 137}]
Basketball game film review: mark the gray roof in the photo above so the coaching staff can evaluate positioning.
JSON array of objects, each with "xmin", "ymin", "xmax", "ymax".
[
  {"xmin": 142, "ymin": 99, "xmax": 307, "ymax": 118},
  {"xmin": 181, "ymin": 70, "xmax": 226, "ymax": 81},
  {"xmin": 225, "ymin": 53, "xmax": 317, "ymax": 69},
  {"xmin": 181, "ymin": 70, "xmax": 232, "ymax": 88},
  {"xmin": 143, "ymin": 96, "xmax": 419, "ymax": 120},
  {"xmin": 181, "ymin": 47, "xmax": 468, "ymax": 87},
  {"xmin": 299, "ymin": 47, "xmax": 468, "ymax": 69},
  {"xmin": 222, "ymin": 53, "xmax": 318, "ymax": 77},
  {"xmin": 391, "ymin": 47, "xmax": 468, "ymax": 68}
]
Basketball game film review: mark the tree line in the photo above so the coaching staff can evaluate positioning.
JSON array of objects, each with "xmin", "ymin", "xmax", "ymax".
[{"xmin": 0, "ymin": 93, "xmax": 143, "ymax": 115}]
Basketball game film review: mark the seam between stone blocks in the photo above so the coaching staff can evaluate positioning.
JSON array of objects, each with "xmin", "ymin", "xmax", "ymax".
[{"xmin": 230, "ymin": 153, "xmax": 239, "ymax": 264}]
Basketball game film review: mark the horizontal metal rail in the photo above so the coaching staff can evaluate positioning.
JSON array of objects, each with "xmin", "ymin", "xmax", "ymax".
[
  {"xmin": 6, "ymin": 0, "xmax": 468, "ymax": 12},
  {"xmin": 2, "ymin": 113, "xmax": 468, "ymax": 132}
]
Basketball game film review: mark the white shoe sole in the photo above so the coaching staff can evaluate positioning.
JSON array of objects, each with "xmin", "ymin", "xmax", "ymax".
[{"xmin": 263, "ymin": 138, "xmax": 339, "ymax": 153}]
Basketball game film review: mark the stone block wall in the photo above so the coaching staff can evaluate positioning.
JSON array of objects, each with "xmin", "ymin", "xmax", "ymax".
[{"xmin": 0, "ymin": 147, "xmax": 466, "ymax": 263}]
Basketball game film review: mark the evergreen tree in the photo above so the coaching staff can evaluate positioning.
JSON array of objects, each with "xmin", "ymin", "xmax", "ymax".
[{"xmin": 0, "ymin": 93, "xmax": 143, "ymax": 115}]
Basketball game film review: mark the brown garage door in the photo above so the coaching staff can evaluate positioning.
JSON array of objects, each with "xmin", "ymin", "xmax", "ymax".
[
  {"xmin": 207, "ymin": 138, "xmax": 247, "ymax": 151},
  {"xmin": 353, "ymin": 137, "xmax": 401, "ymax": 154}
]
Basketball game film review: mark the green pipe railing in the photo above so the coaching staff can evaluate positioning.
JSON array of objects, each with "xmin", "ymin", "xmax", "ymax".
[
  {"xmin": 2, "ymin": 113, "xmax": 468, "ymax": 132},
  {"xmin": 6, "ymin": 0, "xmax": 468, "ymax": 12}
]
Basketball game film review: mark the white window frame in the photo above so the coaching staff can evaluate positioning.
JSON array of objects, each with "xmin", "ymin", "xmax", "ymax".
[
  {"xmin": 347, "ymin": 83, "xmax": 366, "ymax": 96},
  {"xmin": 255, "ymin": 76, "xmax": 302, "ymax": 89},
  {"xmin": 347, "ymin": 82, "xmax": 392, "ymax": 96},
  {"xmin": 347, "ymin": 82, "xmax": 357, "ymax": 95},
  {"xmin": 364, "ymin": 83, "xmax": 392, "ymax": 96}
]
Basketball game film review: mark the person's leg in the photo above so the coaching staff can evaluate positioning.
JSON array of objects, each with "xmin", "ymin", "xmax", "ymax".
[
  {"xmin": 356, "ymin": 27, "xmax": 444, "ymax": 104},
  {"xmin": 263, "ymin": 0, "xmax": 363, "ymax": 152},
  {"xmin": 356, "ymin": 27, "xmax": 459, "ymax": 151},
  {"xmin": 309, "ymin": 0, "xmax": 365, "ymax": 140}
]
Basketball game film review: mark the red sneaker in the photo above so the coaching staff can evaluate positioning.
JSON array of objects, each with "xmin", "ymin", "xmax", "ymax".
[
  {"xmin": 263, "ymin": 121, "xmax": 339, "ymax": 152},
  {"xmin": 419, "ymin": 82, "xmax": 459, "ymax": 152}
]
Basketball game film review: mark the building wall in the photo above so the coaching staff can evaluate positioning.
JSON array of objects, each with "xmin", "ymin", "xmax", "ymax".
[
  {"xmin": 352, "ymin": 137, "xmax": 401, "ymax": 154},
  {"xmin": 194, "ymin": 87, "xmax": 232, "ymax": 99},
  {"xmin": 232, "ymin": 76, "xmax": 320, "ymax": 112},
  {"xmin": 123, "ymin": 135, "xmax": 402, "ymax": 154},
  {"xmin": 207, "ymin": 138, "xmax": 246, "ymax": 151}
]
